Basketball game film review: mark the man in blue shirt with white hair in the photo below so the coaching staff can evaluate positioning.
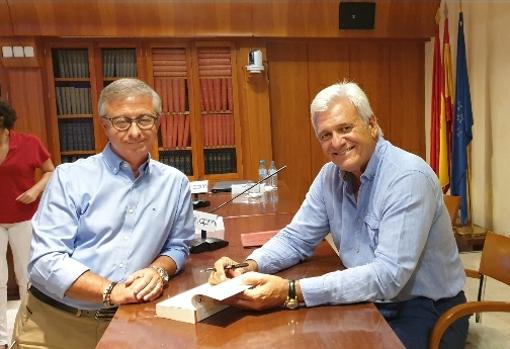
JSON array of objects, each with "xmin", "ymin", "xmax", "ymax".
[
  {"xmin": 210, "ymin": 81, "xmax": 468, "ymax": 349},
  {"xmin": 12, "ymin": 78, "xmax": 195, "ymax": 349}
]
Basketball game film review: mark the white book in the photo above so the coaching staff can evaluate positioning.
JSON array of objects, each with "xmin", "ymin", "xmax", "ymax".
[{"xmin": 156, "ymin": 276, "xmax": 250, "ymax": 324}]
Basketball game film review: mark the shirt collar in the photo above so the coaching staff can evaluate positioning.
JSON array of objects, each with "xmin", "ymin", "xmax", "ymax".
[
  {"xmin": 102, "ymin": 143, "xmax": 151, "ymax": 176},
  {"xmin": 361, "ymin": 137, "xmax": 387, "ymax": 182}
]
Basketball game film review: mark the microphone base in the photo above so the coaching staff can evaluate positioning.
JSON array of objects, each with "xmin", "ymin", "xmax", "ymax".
[
  {"xmin": 192, "ymin": 200, "xmax": 211, "ymax": 209},
  {"xmin": 190, "ymin": 237, "xmax": 229, "ymax": 254}
]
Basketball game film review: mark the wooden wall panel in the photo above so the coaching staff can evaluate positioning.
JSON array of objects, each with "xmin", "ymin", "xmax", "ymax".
[
  {"xmin": 7, "ymin": 0, "xmax": 439, "ymax": 39},
  {"xmin": 0, "ymin": 0, "xmax": 13, "ymax": 36},
  {"xmin": 349, "ymin": 42, "xmax": 391, "ymax": 140},
  {"xmin": 268, "ymin": 40, "xmax": 426, "ymax": 204},
  {"xmin": 7, "ymin": 68, "xmax": 49, "ymax": 146},
  {"xmin": 236, "ymin": 42, "xmax": 273, "ymax": 181},
  {"xmin": 307, "ymin": 41, "xmax": 349, "ymax": 178},
  {"xmin": 268, "ymin": 42, "xmax": 312, "ymax": 204},
  {"xmin": 389, "ymin": 42, "xmax": 425, "ymax": 158}
]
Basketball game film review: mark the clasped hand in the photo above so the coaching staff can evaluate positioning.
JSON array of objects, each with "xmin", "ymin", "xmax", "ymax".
[
  {"xmin": 110, "ymin": 267, "xmax": 164, "ymax": 305},
  {"xmin": 208, "ymin": 256, "xmax": 288, "ymax": 311}
]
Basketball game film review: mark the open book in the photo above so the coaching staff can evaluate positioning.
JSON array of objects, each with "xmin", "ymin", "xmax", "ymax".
[{"xmin": 156, "ymin": 276, "xmax": 250, "ymax": 324}]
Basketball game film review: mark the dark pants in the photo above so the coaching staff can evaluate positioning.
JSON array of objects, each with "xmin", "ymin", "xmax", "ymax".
[{"xmin": 375, "ymin": 291, "xmax": 469, "ymax": 349}]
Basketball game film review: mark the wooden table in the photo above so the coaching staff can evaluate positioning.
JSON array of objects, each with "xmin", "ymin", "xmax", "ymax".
[{"xmin": 97, "ymin": 188, "xmax": 403, "ymax": 349}]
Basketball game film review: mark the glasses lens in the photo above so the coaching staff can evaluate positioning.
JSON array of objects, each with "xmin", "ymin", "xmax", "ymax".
[
  {"xmin": 136, "ymin": 115, "xmax": 156, "ymax": 129},
  {"xmin": 111, "ymin": 118, "xmax": 131, "ymax": 131}
]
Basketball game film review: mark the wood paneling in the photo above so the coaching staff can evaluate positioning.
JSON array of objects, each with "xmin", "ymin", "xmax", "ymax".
[
  {"xmin": 7, "ymin": 68, "xmax": 49, "ymax": 146},
  {"xmin": 268, "ymin": 42, "xmax": 312, "ymax": 204},
  {"xmin": 349, "ymin": 41, "xmax": 391, "ymax": 141},
  {"xmin": 0, "ymin": 0, "xmax": 13, "ymax": 36},
  {"xmin": 307, "ymin": 41, "xmax": 350, "ymax": 178},
  {"xmin": 268, "ymin": 40, "xmax": 426, "ymax": 203},
  {"xmin": 6, "ymin": 0, "xmax": 439, "ymax": 39},
  {"xmin": 389, "ymin": 41, "xmax": 426, "ymax": 158},
  {"xmin": 236, "ymin": 42, "xmax": 273, "ymax": 181}
]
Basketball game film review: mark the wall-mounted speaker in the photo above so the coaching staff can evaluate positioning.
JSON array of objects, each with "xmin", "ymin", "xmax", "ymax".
[{"xmin": 339, "ymin": 2, "xmax": 376, "ymax": 30}]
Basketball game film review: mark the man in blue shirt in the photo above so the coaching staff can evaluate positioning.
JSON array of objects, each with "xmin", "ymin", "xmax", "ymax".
[
  {"xmin": 211, "ymin": 82, "xmax": 468, "ymax": 349},
  {"xmin": 12, "ymin": 78, "xmax": 195, "ymax": 349}
]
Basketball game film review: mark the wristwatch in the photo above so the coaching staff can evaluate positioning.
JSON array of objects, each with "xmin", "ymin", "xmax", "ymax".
[
  {"xmin": 151, "ymin": 265, "xmax": 170, "ymax": 285},
  {"xmin": 284, "ymin": 279, "xmax": 299, "ymax": 310}
]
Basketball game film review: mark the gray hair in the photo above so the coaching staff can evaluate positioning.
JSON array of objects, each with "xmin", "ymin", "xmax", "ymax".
[
  {"xmin": 310, "ymin": 81, "xmax": 383, "ymax": 137},
  {"xmin": 98, "ymin": 78, "xmax": 162, "ymax": 117}
]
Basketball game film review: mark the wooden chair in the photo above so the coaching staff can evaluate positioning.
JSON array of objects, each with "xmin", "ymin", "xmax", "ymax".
[
  {"xmin": 443, "ymin": 194, "xmax": 461, "ymax": 224},
  {"xmin": 428, "ymin": 232, "xmax": 510, "ymax": 349}
]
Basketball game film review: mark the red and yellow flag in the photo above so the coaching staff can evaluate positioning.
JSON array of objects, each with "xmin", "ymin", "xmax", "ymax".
[
  {"xmin": 439, "ymin": 13, "xmax": 454, "ymax": 191},
  {"xmin": 430, "ymin": 11, "xmax": 442, "ymax": 175}
]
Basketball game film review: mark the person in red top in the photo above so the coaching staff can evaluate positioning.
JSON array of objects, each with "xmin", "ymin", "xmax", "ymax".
[{"xmin": 0, "ymin": 100, "xmax": 54, "ymax": 348}]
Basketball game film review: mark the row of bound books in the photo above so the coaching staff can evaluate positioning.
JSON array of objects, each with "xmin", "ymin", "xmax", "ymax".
[
  {"xmin": 53, "ymin": 49, "xmax": 89, "ymax": 79},
  {"xmin": 155, "ymin": 78, "xmax": 187, "ymax": 113},
  {"xmin": 102, "ymin": 49, "xmax": 137, "ymax": 78},
  {"xmin": 199, "ymin": 78, "xmax": 233, "ymax": 112},
  {"xmin": 204, "ymin": 148, "xmax": 236, "ymax": 174},
  {"xmin": 58, "ymin": 120, "xmax": 95, "ymax": 152},
  {"xmin": 159, "ymin": 150, "xmax": 193, "ymax": 176},
  {"xmin": 55, "ymin": 86, "xmax": 92, "ymax": 115},
  {"xmin": 159, "ymin": 114, "xmax": 190, "ymax": 149},
  {"xmin": 202, "ymin": 114, "xmax": 235, "ymax": 147},
  {"xmin": 61, "ymin": 154, "xmax": 90, "ymax": 164}
]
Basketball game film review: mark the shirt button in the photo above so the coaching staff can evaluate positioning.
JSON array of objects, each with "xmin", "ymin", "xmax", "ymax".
[
  {"xmin": 119, "ymin": 263, "xmax": 124, "ymax": 268},
  {"xmin": 127, "ymin": 208, "xmax": 134, "ymax": 214}
]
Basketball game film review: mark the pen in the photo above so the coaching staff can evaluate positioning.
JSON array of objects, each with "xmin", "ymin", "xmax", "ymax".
[{"xmin": 201, "ymin": 262, "xmax": 249, "ymax": 273}]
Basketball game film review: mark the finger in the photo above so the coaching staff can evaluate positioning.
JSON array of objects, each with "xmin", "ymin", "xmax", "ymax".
[
  {"xmin": 143, "ymin": 281, "xmax": 164, "ymax": 301},
  {"xmin": 133, "ymin": 275, "xmax": 159, "ymax": 300},
  {"xmin": 209, "ymin": 257, "xmax": 237, "ymax": 284}
]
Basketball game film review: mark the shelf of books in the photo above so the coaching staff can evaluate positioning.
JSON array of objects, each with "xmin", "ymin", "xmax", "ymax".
[
  {"xmin": 51, "ymin": 48, "xmax": 95, "ymax": 164},
  {"xmin": 101, "ymin": 48, "xmax": 138, "ymax": 83},
  {"xmin": 151, "ymin": 47, "xmax": 193, "ymax": 176},
  {"xmin": 197, "ymin": 46, "xmax": 237, "ymax": 175}
]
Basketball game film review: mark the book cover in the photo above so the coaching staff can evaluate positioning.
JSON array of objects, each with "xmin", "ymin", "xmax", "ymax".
[{"xmin": 156, "ymin": 276, "xmax": 250, "ymax": 324}]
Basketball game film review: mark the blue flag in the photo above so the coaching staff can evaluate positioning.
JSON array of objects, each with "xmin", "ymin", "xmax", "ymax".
[{"xmin": 451, "ymin": 12, "xmax": 473, "ymax": 225}]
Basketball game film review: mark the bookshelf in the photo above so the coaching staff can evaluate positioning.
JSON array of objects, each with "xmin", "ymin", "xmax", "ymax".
[
  {"xmin": 196, "ymin": 46, "xmax": 238, "ymax": 175},
  {"xmin": 51, "ymin": 47, "xmax": 95, "ymax": 164},
  {"xmin": 149, "ymin": 43, "xmax": 242, "ymax": 178},
  {"xmin": 45, "ymin": 41, "xmax": 243, "ymax": 180}
]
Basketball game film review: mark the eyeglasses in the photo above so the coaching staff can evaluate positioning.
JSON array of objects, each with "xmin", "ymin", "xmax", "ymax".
[{"xmin": 102, "ymin": 114, "xmax": 158, "ymax": 131}]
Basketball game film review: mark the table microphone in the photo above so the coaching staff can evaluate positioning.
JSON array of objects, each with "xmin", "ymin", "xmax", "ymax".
[{"xmin": 190, "ymin": 165, "xmax": 287, "ymax": 254}]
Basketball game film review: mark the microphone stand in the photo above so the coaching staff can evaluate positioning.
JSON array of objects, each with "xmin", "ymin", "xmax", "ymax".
[{"xmin": 190, "ymin": 166, "xmax": 287, "ymax": 254}]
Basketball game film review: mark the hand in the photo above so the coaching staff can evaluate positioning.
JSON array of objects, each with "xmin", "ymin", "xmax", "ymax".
[
  {"xmin": 109, "ymin": 283, "xmax": 139, "ymax": 305},
  {"xmin": 208, "ymin": 256, "xmax": 255, "ymax": 285},
  {"xmin": 15, "ymin": 188, "xmax": 40, "ymax": 204},
  {"xmin": 225, "ymin": 272, "xmax": 288, "ymax": 311},
  {"xmin": 124, "ymin": 267, "xmax": 165, "ymax": 302}
]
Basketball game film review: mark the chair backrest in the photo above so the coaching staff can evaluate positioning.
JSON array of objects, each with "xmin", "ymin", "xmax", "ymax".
[
  {"xmin": 479, "ymin": 231, "xmax": 510, "ymax": 286},
  {"xmin": 443, "ymin": 195, "xmax": 461, "ymax": 224}
]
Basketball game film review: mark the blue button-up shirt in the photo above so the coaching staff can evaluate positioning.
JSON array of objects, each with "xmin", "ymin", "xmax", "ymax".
[
  {"xmin": 249, "ymin": 138, "xmax": 464, "ymax": 306},
  {"xmin": 29, "ymin": 144, "xmax": 194, "ymax": 309}
]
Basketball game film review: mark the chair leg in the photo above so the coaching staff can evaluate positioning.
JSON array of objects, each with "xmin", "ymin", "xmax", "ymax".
[{"xmin": 475, "ymin": 275, "xmax": 486, "ymax": 323}]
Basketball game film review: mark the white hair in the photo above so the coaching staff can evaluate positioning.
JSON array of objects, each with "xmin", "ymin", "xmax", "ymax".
[{"xmin": 310, "ymin": 81, "xmax": 383, "ymax": 137}]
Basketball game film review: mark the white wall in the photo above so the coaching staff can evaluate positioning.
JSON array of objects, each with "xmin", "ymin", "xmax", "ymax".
[{"xmin": 425, "ymin": 0, "xmax": 510, "ymax": 233}]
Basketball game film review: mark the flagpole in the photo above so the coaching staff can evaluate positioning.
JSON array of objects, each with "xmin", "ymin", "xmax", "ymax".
[{"xmin": 467, "ymin": 144, "xmax": 473, "ymax": 230}]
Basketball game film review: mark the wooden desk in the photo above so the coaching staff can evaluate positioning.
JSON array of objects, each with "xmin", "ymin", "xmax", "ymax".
[{"xmin": 97, "ymin": 190, "xmax": 403, "ymax": 349}]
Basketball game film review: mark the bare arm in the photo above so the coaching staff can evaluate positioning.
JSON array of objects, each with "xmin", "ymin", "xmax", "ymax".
[
  {"xmin": 16, "ymin": 158, "xmax": 55, "ymax": 204},
  {"xmin": 64, "ymin": 255, "xmax": 177, "ymax": 306}
]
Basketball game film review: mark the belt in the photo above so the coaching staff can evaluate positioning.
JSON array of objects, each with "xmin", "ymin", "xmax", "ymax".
[{"xmin": 29, "ymin": 286, "xmax": 118, "ymax": 320}]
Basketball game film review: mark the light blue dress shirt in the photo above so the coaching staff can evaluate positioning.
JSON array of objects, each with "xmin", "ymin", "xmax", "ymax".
[
  {"xmin": 29, "ymin": 144, "xmax": 195, "ymax": 310},
  {"xmin": 248, "ymin": 138, "xmax": 465, "ymax": 306}
]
